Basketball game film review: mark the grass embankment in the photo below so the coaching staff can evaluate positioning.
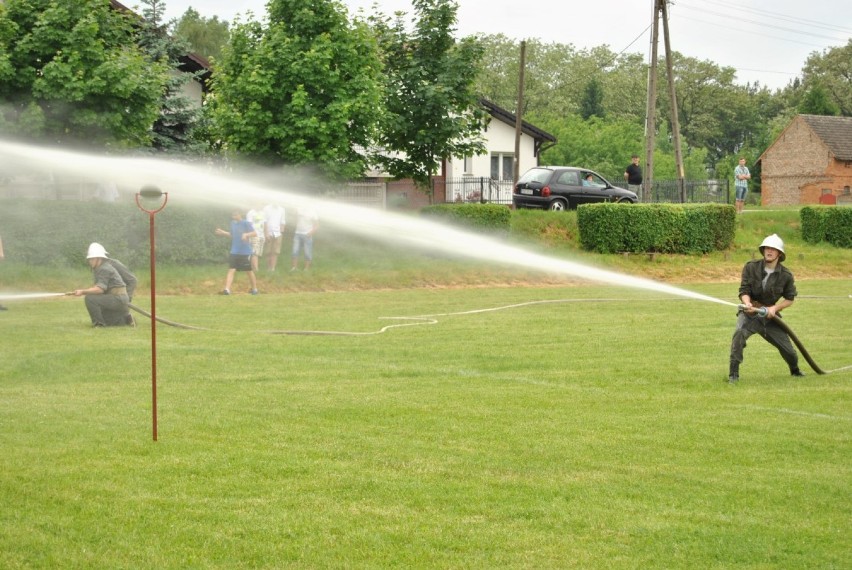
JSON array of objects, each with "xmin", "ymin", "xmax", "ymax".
[{"xmin": 0, "ymin": 207, "xmax": 850, "ymax": 568}]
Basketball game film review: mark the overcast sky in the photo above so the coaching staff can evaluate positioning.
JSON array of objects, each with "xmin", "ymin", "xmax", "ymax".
[{"xmin": 159, "ymin": 0, "xmax": 851, "ymax": 91}]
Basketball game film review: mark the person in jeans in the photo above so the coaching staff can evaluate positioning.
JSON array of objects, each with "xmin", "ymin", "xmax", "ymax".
[
  {"xmin": 728, "ymin": 234, "xmax": 804, "ymax": 383},
  {"xmin": 623, "ymin": 154, "xmax": 643, "ymax": 197},
  {"xmin": 291, "ymin": 207, "xmax": 319, "ymax": 271},
  {"xmin": 734, "ymin": 157, "xmax": 751, "ymax": 214}
]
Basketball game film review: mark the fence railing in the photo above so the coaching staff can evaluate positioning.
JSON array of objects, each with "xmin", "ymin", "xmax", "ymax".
[{"xmin": 440, "ymin": 177, "xmax": 730, "ymax": 205}]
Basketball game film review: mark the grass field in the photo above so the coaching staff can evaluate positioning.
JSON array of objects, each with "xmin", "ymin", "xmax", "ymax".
[{"xmin": 1, "ymin": 209, "xmax": 850, "ymax": 568}]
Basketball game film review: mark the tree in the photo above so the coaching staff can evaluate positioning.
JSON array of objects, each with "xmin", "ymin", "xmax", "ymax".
[
  {"xmin": 798, "ymin": 82, "xmax": 841, "ymax": 116},
  {"xmin": 136, "ymin": 0, "xmax": 207, "ymax": 154},
  {"xmin": 579, "ymin": 77, "xmax": 605, "ymax": 119},
  {"xmin": 801, "ymin": 40, "xmax": 852, "ymax": 116},
  {"xmin": 210, "ymin": 0, "xmax": 382, "ymax": 179},
  {"xmin": 174, "ymin": 7, "xmax": 230, "ymax": 62},
  {"xmin": 0, "ymin": 0, "xmax": 168, "ymax": 147},
  {"xmin": 369, "ymin": 0, "xmax": 487, "ymax": 190}
]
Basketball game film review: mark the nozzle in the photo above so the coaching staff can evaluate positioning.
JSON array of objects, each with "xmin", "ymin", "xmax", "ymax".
[{"xmin": 738, "ymin": 304, "xmax": 768, "ymax": 317}]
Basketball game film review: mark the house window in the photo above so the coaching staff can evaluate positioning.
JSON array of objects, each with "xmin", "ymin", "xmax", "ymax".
[
  {"xmin": 491, "ymin": 153, "xmax": 514, "ymax": 180},
  {"xmin": 463, "ymin": 155, "xmax": 473, "ymax": 175}
]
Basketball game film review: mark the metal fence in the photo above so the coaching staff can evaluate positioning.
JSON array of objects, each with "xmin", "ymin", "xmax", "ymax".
[
  {"xmin": 441, "ymin": 176, "xmax": 731, "ymax": 206},
  {"xmin": 443, "ymin": 177, "xmax": 514, "ymax": 205}
]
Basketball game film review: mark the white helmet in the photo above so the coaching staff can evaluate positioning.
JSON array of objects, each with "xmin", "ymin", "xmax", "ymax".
[
  {"xmin": 759, "ymin": 234, "xmax": 785, "ymax": 262},
  {"xmin": 86, "ymin": 242, "xmax": 109, "ymax": 259}
]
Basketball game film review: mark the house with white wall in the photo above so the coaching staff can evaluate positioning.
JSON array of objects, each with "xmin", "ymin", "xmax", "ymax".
[{"xmin": 441, "ymin": 99, "xmax": 557, "ymax": 203}]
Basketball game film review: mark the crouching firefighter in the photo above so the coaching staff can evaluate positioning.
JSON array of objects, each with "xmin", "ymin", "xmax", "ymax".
[
  {"xmin": 72, "ymin": 243, "xmax": 137, "ymax": 327},
  {"xmin": 728, "ymin": 234, "xmax": 804, "ymax": 383}
]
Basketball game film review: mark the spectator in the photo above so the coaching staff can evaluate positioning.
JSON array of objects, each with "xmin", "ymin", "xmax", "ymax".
[
  {"xmin": 734, "ymin": 157, "xmax": 751, "ymax": 214},
  {"xmin": 263, "ymin": 202, "xmax": 286, "ymax": 272},
  {"xmin": 624, "ymin": 154, "xmax": 643, "ymax": 196},
  {"xmin": 214, "ymin": 210, "xmax": 258, "ymax": 295},
  {"xmin": 246, "ymin": 205, "xmax": 266, "ymax": 273},
  {"xmin": 291, "ymin": 207, "xmax": 319, "ymax": 271}
]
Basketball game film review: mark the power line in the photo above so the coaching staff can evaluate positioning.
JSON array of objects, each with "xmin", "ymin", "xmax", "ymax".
[
  {"xmin": 674, "ymin": 2, "xmax": 849, "ymax": 43},
  {"xmin": 673, "ymin": 13, "xmax": 841, "ymax": 50},
  {"xmin": 692, "ymin": 0, "xmax": 852, "ymax": 35}
]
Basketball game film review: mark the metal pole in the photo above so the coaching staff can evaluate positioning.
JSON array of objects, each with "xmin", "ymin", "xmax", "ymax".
[
  {"xmin": 660, "ymin": 0, "xmax": 686, "ymax": 202},
  {"xmin": 148, "ymin": 210, "xmax": 158, "ymax": 441},
  {"xmin": 136, "ymin": 187, "xmax": 167, "ymax": 441},
  {"xmin": 513, "ymin": 40, "xmax": 527, "ymax": 187}
]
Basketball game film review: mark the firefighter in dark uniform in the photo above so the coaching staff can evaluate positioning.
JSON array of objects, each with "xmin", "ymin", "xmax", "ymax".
[
  {"xmin": 728, "ymin": 234, "xmax": 804, "ymax": 383},
  {"xmin": 72, "ymin": 243, "xmax": 136, "ymax": 327}
]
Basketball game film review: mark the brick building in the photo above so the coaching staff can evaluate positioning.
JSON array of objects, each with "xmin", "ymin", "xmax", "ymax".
[{"xmin": 758, "ymin": 114, "xmax": 852, "ymax": 206}]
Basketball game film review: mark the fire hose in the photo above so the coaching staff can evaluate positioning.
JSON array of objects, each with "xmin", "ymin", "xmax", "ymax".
[{"xmin": 738, "ymin": 305, "xmax": 826, "ymax": 375}]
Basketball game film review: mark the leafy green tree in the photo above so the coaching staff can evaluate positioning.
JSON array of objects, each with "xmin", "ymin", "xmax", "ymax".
[
  {"xmin": 210, "ymin": 0, "xmax": 382, "ymax": 178},
  {"xmin": 174, "ymin": 7, "xmax": 230, "ymax": 62},
  {"xmin": 0, "ymin": 0, "xmax": 167, "ymax": 146},
  {"xmin": 136, "ymin": 0, "xmax": 207, "ymax": 154},
  {"xmin": 369, "ymin": 0, "xmax": 487, "ymax": 190},
  {"xmin": 579, "ymin": 77, "xmax": 605, "ymax": 119},
  {"xmin": 798, "ymin": 82, "xmax": 841, "ymax": 116},
  {"xmin": 801, "ymin": 40, "xmax": 851, "ymax": 116}
]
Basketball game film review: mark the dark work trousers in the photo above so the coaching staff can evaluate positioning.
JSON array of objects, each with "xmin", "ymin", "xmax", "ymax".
[
  {"xmin": 730, "ymin": 312, "xmax": 799, "ymax": 371},
  {"xmin": 85, "ymin": 293, "xmax": 130, "ymax": 326}
]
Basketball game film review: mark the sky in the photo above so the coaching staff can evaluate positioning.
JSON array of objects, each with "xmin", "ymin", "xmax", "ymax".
[{"xmin": 160, "ymin": 0, "xmax": 852, "ymax": 91}]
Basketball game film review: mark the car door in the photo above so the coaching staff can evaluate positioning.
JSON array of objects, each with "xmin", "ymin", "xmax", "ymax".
[
  {"xmin": 578, "ymin": 172, "xmax": 612, "ymax": 204},
  {"xmin": 551, "ymin": 170, "xmax": 582, "ymax": 207}
]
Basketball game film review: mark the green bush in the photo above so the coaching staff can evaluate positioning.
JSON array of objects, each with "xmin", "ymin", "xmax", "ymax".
[
  {"xmin": 801, "ymin": 206, "xmax": 852, "ymax": 248},
  {"xmin": 577, "ymin": 203, "xmax": 735, "ymax": 254},
  {"xmin": 0, "ymin": 199, "xmax": 231, "ymax": 267},
  {"xmin": 420, "ymin": 203, "xmax": 511, "ymax": 232}
]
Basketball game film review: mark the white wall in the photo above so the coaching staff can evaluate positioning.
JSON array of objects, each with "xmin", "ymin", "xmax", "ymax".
[{"xmin": 447, "ymin": 118, "xmax": 540, "ymax": 180}]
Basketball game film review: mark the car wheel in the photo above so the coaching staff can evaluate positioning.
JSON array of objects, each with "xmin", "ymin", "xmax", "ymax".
[{"xmin": 548, "ymin": 199, "xmax": 568, "ymax": 211}]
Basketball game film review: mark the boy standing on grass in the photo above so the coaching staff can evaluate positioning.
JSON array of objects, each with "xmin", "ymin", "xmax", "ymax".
[
  {"xmin": 215, "ymin": 210, "xmax": 258, "ymax": 295},
  {"xmin": 728, "ymin": 234, "xmax": 804, "ymax": 383}
]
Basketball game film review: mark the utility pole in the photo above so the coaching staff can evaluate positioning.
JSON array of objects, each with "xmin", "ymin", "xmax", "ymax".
[
  {"xmin": 643, "ymin": 0, "xmax": 660, "ymax": 203},
  {"xmin": 513, "ymin": 40, "xmax": 526, "ymax": 187},
  {"xmin": 660, "ymin": 0, "xmax": 686, "ymax": 202},
  {"xmin": 645, "ymin": 0, "xmax": 686, "ymax": 202}
]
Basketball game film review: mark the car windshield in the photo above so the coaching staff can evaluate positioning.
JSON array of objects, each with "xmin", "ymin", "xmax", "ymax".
[{"xmin": 518, "ymin": 168, "xmax": 553, "ymax": 185}]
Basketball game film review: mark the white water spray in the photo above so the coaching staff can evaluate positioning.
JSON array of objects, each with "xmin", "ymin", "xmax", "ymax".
[
  {"xmin": 0, "ymin": 292, "xmax": 66, "ymax": 301},
  {"xmin": 0, "ymin": 140, "xmax": 737, "ymax": 308}
]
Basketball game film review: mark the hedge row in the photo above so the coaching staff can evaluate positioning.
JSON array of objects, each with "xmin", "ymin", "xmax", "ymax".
[
  {"xmin": 419, "ymin": 203, "xmax": 511, "ymax": 232},
  {"xmin": 800, "ymin": 206, "xmax": 852, "ymax": 248},
  {"xmin": 577, "ymin": 203, "xmax": 736, "ymax": 254},
  {"xmin": 0, "ymin": 199, "xmax": 233, "ymax": 267}
]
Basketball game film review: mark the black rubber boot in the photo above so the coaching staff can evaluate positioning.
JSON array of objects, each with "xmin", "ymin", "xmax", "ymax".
[
  {"xmin": 728, "ymin": 361, "xmax": 739, "ymax": 383},
  {"xmin": 790, "ymin": 368, "xmax": 805, "ymax": 377}
]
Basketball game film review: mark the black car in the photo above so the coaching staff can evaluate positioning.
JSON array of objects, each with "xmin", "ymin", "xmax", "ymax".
[{"xmin": 513, "ymin": 166, "xmax": 638, "ymax": 211}]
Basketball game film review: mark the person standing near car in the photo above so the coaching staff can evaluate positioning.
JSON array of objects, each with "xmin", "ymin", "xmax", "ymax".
[
  {"xmin": 734, "ymin": 157, "xmax": 751, "ymax": 214},
  {"xmin": 728, "ymin": 234, "xmax": 804, "ymax": 383},
  {"xmin": 624, "ymin": 154, "xmax": 643, "ymax": 197}
]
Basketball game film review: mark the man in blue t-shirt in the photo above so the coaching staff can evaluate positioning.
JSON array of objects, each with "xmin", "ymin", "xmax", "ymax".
[{"xmin": 214, "ymin": 210, "xmax": 258, "ymax": 295}]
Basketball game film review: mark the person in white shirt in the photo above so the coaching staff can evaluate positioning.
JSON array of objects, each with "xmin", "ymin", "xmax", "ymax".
[
  {"xmin": 262, "ymin": 203, "xmax": 285, "ymax": 272},
  {"xmin": 245, "ymin": 206, "xmax": 266, "ymax": 272},
  {"xmin": 291, "ymin": 208, "xmax": 319, "ymax": 271}
]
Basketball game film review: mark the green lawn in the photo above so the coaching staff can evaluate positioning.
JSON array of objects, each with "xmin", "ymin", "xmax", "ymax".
[{"xmin": 1, "ymin": 277, "xmax": 850, "ymax": 568}]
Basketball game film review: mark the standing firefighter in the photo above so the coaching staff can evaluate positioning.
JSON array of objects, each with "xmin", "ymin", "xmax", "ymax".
[
  {"xmin": 72, "ymin": 243, "xmax": 136, "ymax": 327},
  {"xmin": 728, "ymin": 234, "xmax": 804, "ymax": 383}
]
